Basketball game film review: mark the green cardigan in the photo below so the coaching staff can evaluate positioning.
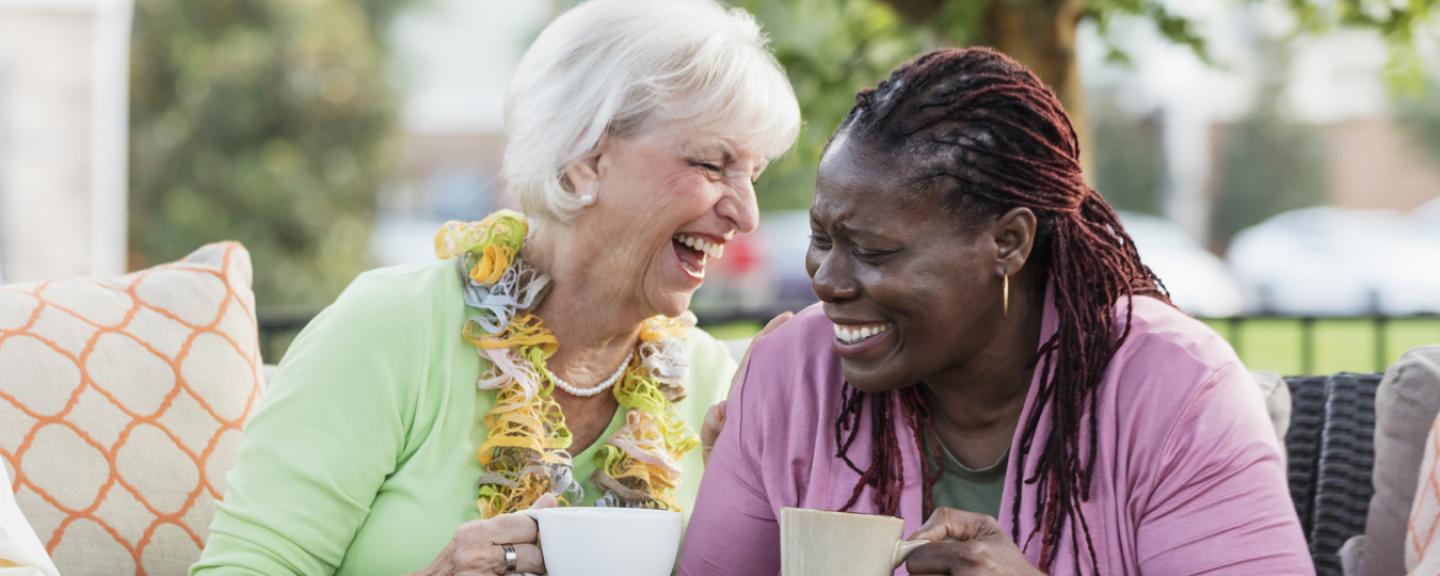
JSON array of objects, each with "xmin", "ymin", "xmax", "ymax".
[{"xmin": 192, "ymin": 260, "xmax": 736, "ymax": 575}]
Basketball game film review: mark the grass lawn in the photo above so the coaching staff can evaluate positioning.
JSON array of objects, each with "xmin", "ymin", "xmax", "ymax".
[
  {"xmin": 1204, "ymin": 317, "xmax": 1440, "ymax": 375},
  {"xmin": 701, "ymin": 317, "xmax": 1440, "ymax": 376}
]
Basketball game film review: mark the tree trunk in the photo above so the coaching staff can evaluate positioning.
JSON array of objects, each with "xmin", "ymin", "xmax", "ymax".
[
  {"xmin": 980, "ymin": 0, "xmax": 1091, "ymax": 176},
  {"xmin": 881, "ymin": 0, "xmax": 1093, "ymax": 176}
]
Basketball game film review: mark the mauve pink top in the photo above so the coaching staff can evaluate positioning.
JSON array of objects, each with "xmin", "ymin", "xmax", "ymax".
[{"xmin": 679, "ymin": 293, "xmax": 1313, "ymax": 575}]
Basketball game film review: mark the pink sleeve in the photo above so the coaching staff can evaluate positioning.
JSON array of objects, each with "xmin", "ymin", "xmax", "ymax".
[
  {"xmin": 1135, "ymin": 361, "xmax": 1314, "ymax": 574},
  {"xmin": 678, "ymin": 354, "xmax": 782, "ymax": 576}
]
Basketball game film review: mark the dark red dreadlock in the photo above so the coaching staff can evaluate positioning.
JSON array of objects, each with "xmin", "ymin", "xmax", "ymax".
[{"xmin": 830, "ymin": 47, "xmax": 1168, "ymax": 574}]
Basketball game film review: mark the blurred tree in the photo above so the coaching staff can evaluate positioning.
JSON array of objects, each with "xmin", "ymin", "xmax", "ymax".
[
  {"xmin": 738, "ymin": 0, "xmax": 1435, "ymax": 212},
  {"xmin": 728, "ymin": 0, "xmax": 930, "ymax": 211},
  {"xmin": 1399, "ymin": 77, "xmax": 1440, "ymax": 163},
  {"xmin": 880, "ymin": 0, "xmax": 1438, "ymax": 171},
  {"xmin": 129, "ymin": 0, "xmax": 418, "ymax": 308},
  {"xmin": 1209, "ymin": 41, "xmax": 1329, "ymax": 251},
  {"xmin": 1089, "ymin": 92, "xmax": 1163, "ymax": 215}
]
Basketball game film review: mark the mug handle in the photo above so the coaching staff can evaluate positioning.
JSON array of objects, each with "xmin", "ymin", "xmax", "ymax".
[{"xmin": 891, "ymin": 539, "xmax": 929, "ymax": 567}]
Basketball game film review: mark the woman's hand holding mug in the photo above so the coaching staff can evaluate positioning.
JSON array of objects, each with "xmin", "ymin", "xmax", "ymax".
[
  {"xmin": 904, "ymin": 508, "xmax": 1042, "ymax": 576},
  {"xmin": 412, "ymin": 493, "xmax": 556, "ymax": 576}
]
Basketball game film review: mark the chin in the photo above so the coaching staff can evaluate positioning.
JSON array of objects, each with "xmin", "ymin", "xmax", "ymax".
[
  {"xmin": 841, "ymin": 363, "xmax": 905, "ymax": 394},
  {"xmin": 649, "ymin": 290, "xmax": 694, "ymax": 319}
]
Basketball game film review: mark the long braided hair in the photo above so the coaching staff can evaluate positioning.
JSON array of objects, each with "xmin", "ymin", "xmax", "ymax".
[{"xmin": 830, "ymin": 47, "xmax": 1168, "ymax": 573}]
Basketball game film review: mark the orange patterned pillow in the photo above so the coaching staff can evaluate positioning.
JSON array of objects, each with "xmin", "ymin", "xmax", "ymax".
[
  {"xmin": 0, "ymin": 242, "xmax": 263, "ymax": 576},
  {"xmin": 1411, "ymin": 414, "xmax": 1440, "ymax": 574}
]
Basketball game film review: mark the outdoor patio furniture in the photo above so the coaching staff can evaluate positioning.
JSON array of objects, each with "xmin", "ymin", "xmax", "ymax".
[
  {"xmin": 1287, "ymin": 375, "xmax": 1330, "ymax": 536},
  {"xmin": 0, "ymin": 242, "xmax": 263, "ymax": 576},
  {"xmin": 1301, "ymin": 373, "xmax": 1381, "ymax": 575}
]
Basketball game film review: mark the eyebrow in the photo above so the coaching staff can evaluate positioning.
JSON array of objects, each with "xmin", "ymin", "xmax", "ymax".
[
  {"xmin": 811, "ymin": 214, "xmax": 886, "ymax": 240},
  {"xmin": 691, "ymin": 137, "xmax": 769, "ymax": 182},
  {"xmin": 839, "ymin": 224, "xmax": 885, "ymax": 240}
]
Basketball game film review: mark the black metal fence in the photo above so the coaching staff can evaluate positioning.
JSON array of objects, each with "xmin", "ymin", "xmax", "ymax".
[{"xmin": 258, "ymin": 307, "xmax": 1440, "ymax": 376}]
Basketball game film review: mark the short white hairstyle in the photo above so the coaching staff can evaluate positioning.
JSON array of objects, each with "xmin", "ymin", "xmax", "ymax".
[{"xmin": 503, "ymin": 0, "xmax": 801, "ymax": 221}]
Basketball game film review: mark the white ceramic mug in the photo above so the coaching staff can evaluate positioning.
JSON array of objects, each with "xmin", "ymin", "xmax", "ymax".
[
  {"xmin": 780, "ymin": 508, "xmax": 928, "ymax": 576},
  {"xmin": 518, "ymin": 507, "xmax": 681, "ymax": 576}
]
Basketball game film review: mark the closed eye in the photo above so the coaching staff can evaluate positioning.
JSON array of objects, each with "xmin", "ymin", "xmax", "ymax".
[
  {"xmin": 854, "ymin": 248, "xmax": 898, "ymax": 264},
  {"xmin": 690, "ymin": 160, "xmax": 724, "ymax": 174}
]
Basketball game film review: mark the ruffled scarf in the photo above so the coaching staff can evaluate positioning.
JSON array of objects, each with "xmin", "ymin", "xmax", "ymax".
[{"xmin": 434, "ymin": 210, "xmax": 699, "ymax": 516}]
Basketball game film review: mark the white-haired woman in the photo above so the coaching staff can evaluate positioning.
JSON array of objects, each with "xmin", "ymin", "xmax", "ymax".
[{"xmin": 191, "ymin": 1, "xmax": 799, "ymax": 574}]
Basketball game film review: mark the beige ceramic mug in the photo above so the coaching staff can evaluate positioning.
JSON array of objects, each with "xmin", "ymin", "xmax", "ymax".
[{"xmin": 780, "ymin": 508, "xmax": 928, "ymax": 576}]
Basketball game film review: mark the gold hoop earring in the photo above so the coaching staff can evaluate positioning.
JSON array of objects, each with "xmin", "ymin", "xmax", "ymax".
[{"xmin": 1003, "ymin": 273, "xmax": 1010, "ymax": 317}]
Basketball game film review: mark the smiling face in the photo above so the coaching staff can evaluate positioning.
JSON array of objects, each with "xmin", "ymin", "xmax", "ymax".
[
  {"xmin": 807, "ymin": 133, "xmax": 1014, "ymax": 393},
  {"xmin": 565, "ymin": 122, "xmax": 768, "ymax": 318}
]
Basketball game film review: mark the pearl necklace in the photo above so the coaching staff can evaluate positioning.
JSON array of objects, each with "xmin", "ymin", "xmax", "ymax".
[{"xmin": 542, "ymin": 350, "xmax": 635, "ymax": 398}]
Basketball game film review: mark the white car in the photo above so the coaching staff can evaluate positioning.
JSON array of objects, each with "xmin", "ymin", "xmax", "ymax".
[
  {"xmin": 1412, "ymin": 196, "xmax": 1440, "ymax": 235},
  {"xmin": 1226, "ymin": 207, "xmax": 1440, "ymax": 315},
  {"xmin": 1117, "ymin": 212, "xmax": 1244, "ymax": 317}
]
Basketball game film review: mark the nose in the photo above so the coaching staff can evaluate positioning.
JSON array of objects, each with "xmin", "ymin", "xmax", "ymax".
[
  {"xmin": 716, "ymin": 179, "xmax": 760, "ymax": 235},
  {"xmin": 809, "ymin": 250, "xmax": 859, "ymax": 303}
]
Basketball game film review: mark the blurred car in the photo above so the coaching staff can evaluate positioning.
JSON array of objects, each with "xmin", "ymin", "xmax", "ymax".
[
  {"xmin": 691, "ymin": 210, "xmax": 814, "ymax": 318},
  {"xmin": 1411, "ymin": 195, "xmax": 1440, "ymax": 235},
  {"xmin": 1226, "ymin": 207, "xmax": 1440, "ymax": 315},
  {"xmin": 1117, "ymin": 212, "xmax": 1244, "ymax": 317}
]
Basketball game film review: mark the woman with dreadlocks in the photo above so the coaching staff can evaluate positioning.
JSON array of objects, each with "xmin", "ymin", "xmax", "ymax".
[{"xmin": 680, "ymin": 47, "xmax": 1310, "ymax": 575}]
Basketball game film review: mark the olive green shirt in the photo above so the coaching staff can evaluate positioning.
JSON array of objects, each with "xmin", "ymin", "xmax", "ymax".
[
  {"xmin": 926, "ymin": 434, "xmax": 1008, "ymax": 519},
  {"xmin": 192, "ymin": 260, "xmax": 736, "ymax": 575}
]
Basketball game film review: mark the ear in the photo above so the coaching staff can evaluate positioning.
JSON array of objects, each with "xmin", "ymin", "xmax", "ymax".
[
  {"xmin": 993, "ymin": 207, "xmax": 1037, "ymax": 277},
  {"xmin": 561, "ymin": 133, "xmax": 613, "ymax": 200}
]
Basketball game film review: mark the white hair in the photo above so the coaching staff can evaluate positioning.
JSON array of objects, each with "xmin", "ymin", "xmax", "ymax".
[{"xmin": 503, "ymin": 0, "xmax": 801, "ymax": 221}]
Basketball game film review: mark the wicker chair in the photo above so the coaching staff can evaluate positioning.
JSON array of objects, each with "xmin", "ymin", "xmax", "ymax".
[
  {"xmin": 1285, "ymin": 376, "xmax": 1330, "ymax": 537},
  {"xmin": 1285, "ymin": 373, "xmax": 1383, "ymax": 576}
]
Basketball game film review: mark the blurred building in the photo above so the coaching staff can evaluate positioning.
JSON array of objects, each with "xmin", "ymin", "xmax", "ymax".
[
  {"xmin": 1323, "ymin": 119, "xmax": 1440, "ymax": 211},
  {"xmin": 372, "ymin": 0, "xmax": 554, "ymax": 266},
  {"xmin": 0, "ymin": 0, "xmax": 130, "ymax": 282},
  {"xmin": 1082, "ymin": 6, "xmax": 1440, "ymax": 245}
]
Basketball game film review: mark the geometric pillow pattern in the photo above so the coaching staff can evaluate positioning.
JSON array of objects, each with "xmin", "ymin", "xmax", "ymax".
[
  {"xmin": 1410, "ymin": 414, "xmax": 1440, "ymax": 574},
  {"xmin": 0, "ymin": 242, "xmax": 263, "ymax": 576}
]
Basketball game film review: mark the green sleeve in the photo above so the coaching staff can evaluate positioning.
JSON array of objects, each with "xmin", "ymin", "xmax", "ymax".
[
  {"xmin": 192, "ymin": 271, "xmax": 429, "ymax": 575},
  {"xmin": 672, "ymin": 328, "xmax": 738, "ymax": 522},
  {"xmin": 684, "ymin": 328, "xmax": 738, "ymax": 408}
]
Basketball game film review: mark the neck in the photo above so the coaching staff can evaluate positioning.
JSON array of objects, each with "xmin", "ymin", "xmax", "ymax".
[
  {"xmin": 923, "ymin": 278, "xmax": 1046, "ymax": 437},
  {"xmin": 523, "ymin": 219, "xmax": 646, "ymax": 389}
]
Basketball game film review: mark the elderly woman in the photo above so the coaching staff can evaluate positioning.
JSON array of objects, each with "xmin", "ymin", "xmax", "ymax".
[
  {"xmin": 680, "ymin": 47, "xmax": 1310, "ymax": 575},
  {"xmin": 191, "ymin": 1, "xmax": 798, "ymax": 574}
]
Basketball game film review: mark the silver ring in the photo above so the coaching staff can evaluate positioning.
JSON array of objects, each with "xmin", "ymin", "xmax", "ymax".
[{"xmin": 501, "ymin": 543, "xmax": 518, "ymax": 574}]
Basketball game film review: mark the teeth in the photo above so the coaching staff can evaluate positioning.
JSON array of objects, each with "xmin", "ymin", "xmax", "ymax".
[
  {"xmin": 675, "ymin": 234, "xmax": 724, "ymax": 260},
  {"xmin": 832, "ymin": 323, "xmax": 891, "ymax": 345}
]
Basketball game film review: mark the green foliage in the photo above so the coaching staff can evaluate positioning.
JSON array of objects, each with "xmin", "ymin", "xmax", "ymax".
[
  {"xmin": 1082, "ymin": 0, "xmax": 1213, "ymax": 65},
  {"xmin": 1295, "ymin": 0, "xmax": 1438, "ymax": 95},
  {"xmin": 1079, "ymin": 0, "xmax": 1438, "ymax": 90},
  {"xmin": 732, "ymin": 0, "xmax": 933, "ymax": 211},
  {"xmin": 128, "ymin": 0, "xmax": 415, "ymax": 307}
]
